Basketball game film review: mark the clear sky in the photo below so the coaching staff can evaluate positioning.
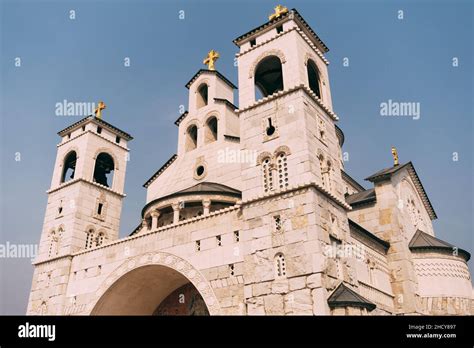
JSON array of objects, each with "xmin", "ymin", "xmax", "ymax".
[{"xmin": 0, "ymin": 0, "xmax": 472, "ymax": 314}]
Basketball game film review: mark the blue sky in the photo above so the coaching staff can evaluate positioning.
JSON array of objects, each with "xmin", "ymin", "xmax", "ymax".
[{"xmin": 0, "ymin": 0, "xmax": 472, "ymax": 314}]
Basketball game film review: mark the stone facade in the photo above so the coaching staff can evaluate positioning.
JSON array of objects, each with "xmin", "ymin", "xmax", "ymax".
[{"xmin": 27, "ymin": 7, "xmax": 472, "ymax": 316}]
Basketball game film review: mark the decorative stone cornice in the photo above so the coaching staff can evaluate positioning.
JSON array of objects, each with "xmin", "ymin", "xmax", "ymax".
[
  {"xmin": 47, "ymin": 178, "xmax": 126, "ymax": 197},
  {"xmin": 235, "ymin": 26, "xmax": 329, "ymax": 66},
  {"xmin": 237, "ymin": 84, "xmax": 339, "ymax": 121},
  {"xmin": 143, "ymin": 154, "xmax": 178, "ymax": 188},
  {"xmin": 57, "ymin": 130, "xmax": 129, "ymax": 151},
  {"xmin": 240, "ymin": 180, "xmax": 351, "ymax": 210},
  {"xmin": 70, "ymin": 205, "xmax": 241, "ymax": 258}
]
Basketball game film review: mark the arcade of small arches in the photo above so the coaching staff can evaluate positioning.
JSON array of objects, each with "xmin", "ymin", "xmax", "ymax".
[
  {"xmin": 60, "ymin": 150, "xmax": 116, "ymax": 188},
  {"xmin": 253, "ymin": 53, "xmax": 322, "ymax": 101}
]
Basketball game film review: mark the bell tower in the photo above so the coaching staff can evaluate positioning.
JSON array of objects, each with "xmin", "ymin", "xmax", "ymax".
[
  {"xmin": 235, "ymin": 7, "xmax": 344, "ymax": 201},
  {"xmin": 35, "ymin": 110, "xmax": 133, "ymax": 262}
]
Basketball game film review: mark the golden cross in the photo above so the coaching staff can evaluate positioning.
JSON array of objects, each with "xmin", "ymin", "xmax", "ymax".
[
  {"xmin": 391, "ymin": 146, "xmax": 399, "ymax": 166},
  {"xmin": 203, "ymin": 50, "xmax": 220, "ymax": 70},
  {"xmin": 95, "ymin": 101, "xmax": 106, "ymax": 119},
  {"xmin": 269, "ymin": 5, "xmax": 289, "ymax": 20}
]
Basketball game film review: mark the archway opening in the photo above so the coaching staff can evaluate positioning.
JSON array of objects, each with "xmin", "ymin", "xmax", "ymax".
[
  {"xmin": 92, "ymin": 265, "xmax": 210, "ymax": 315},
  {"xmin": 61, "ymin": 151, "xmax": 77, "ymax": 183},
  {"xmin": 93, "ymin": 152, "xmax": 114, "ymax": 187},
  {"xmin": 197, "ymin": 84, "xmax": 208, "ymax": 108},
  {"xmin": 255, "ymin": 55, "xmax": 284, "ymax": 100},
  {"xmin": 307, "ymin": 59, "xmax": 321, "ymax": 98}
]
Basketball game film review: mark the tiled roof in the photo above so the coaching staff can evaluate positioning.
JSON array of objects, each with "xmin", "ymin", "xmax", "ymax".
[
  {"xmin": 345, "ymin": 188, "xmax": 376, "ymax": 206},
  {"xmin": 214, "ymin": 98, "xmax": 238, "ymax": 111},
  {"xmin": 341, "ymin": 170, "xmax": 365, "ymax": 193},
  {"xmin": 177, "ymin": 182, "xmax": 241, "ymax": 195},
  {"xmin": 185, "ymin": 69, "xmax": 237, "ymax": 90},
  {"xmin": 327, "ymin": 283, "xmax": 376, "ymax": 311},
  {"xmin": 143, "ymin": 154, "xmax": 178, "ymax": 188},
  {"xmin": 349, "ymin": 219, "xmax": 390, "ymax": 252},
  {"xmin": 365, "ymin": 162, "xmax": 437, "ymax": 220},
  {"xmin": 233, "ymin": 8, "xmax": 329, "ymax": 53},
  {"xmin": 141, "ymin": 182, "xmax": 241, "ymax": 218},
  {"xmin": 409, "ymin": 230, "xmax": 470, "ymax": 261},
  {"xmin": 58, "ymin": 115, "xmax": 133, "ymax": 140}
]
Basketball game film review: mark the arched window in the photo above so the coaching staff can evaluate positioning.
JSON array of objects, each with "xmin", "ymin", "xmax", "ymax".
[
  {"xmin": 96, "ymin": 232, "xmax": 105, "ymax": 247},
  {"xmin": 61, "ymin": 151, "xmax": 77, "ymax": 183},
  {"xmin": 48, "ymin": 230, "xmax": 58, "ymax": 257},
  {"xmin": 255, "ymin": 56, "xmax": 284, "ymax": 100},
  {"xmin": 197, "ymin": 84, "xmax": 208, "ymax": 108},
  {"xmin": 307, "ymin": 59, "xmax": 321, "ymax": 99},
  {"xmin": 57, "ymin": 227, "xmax": 63, "ymax": 254},
  {"xmin": 276, "ymin": 152, "xmax": 289, "ymax": 189},
  {"xmin": 274, "ymin": 253, "xmax": 286, "ymax": 278},
  {"xmin": 185, "ymin": 125, "xmax": 198, "ymax": 151},
  {"xmin": 205, "ymin": 116, "xmax": 218, "ymax": 143},
  {"xmin": 93, "ymin": 153, "xmax": 114, "ymax": 187},
  {"xmin": 322, "ymin": 160, "xmax": 332, "ymax": 192},
  {"xmin": 262, "ymin": 157, "xmax": 273, "ymax": 193},
  {"xmin": 85, "ymin": 229, "xmax": 95, "ymax": 249}
]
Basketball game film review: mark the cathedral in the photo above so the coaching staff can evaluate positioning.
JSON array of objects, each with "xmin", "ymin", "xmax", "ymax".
[{"xmin": 27, "ymin": 6, "xmax": 473, "ymax": 316}]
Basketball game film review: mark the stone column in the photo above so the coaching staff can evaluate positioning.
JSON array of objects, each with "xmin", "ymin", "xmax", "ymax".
[
  {"xmin": 151, "ymin": 210, "xmax": 160, "ymax": 230},
  {"xmin": 172, "ymin": 203, "xmax": 180, "ymax": 224},
  {"xmin": 203, "ymin": 199, "xmax": 211, "ymax": 215}
]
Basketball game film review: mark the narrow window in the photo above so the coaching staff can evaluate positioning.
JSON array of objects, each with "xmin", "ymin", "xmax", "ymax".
[
  {"xmin": 97, "ymin": 126, "xmax": 102, "ymax": 134},
  {"xmin": 276, "ymin": 153, "xmax": 289, "ymax": 189},
  {"xmin": 82, "ymin": 125, "xmax": 86, "ymax": 132},
  {"xmin": 275, "ymin": 253, "xmax": 286, "ymax": 278},
  {"xmin": 233, "ymin": 231, "xmax": 240, "ymax": 242},
  {"xmin": 205, "ymin": 116, "xmax": 218, "ymax": 143},
  {"xmin": 216, "ymin": 235, "xmax": 222, "ymax": 247},
  {"xmin": 85, "ymin": 229, "xmax": 95, "ymax": 249},
  {"xmin": 186, "ymin": 125, "xmax": 198, "ymax": 151},
  {"xmin": 262, "ymin": 157, "xmax": 273, "ymax": 193},
  {"xmin": 115, "ymin": 136, "xmax": 121, "ymax": 144},
  {"xmin": 265, "ymin": 118, "xmax": 276, "ymax": 136},
  {"xmin": 197, "ymin": 84, "xmax": 208, "ymax": 108},
  {"xmin": 307, "ymin": 59, "xmax": 321, "ymax": 99},
  {"xmin": 318, "ymin": 117, "xmax": 326, "ymax": 142},
  {"xmin": 274, "ymin": 215, "xmax": 282, "ymax": 232},
  {"xmin": 97, "ymin": 203, "xmax": 103, "ymax": 215},
  {"xmin": 229, "ymin": 264, "xmax": 235, "ymax": 276},
  {"xmin": 96, "ymin": 232, "xmax": 105, "ymax": 247},
  {"xmin": 250, "ymin": 38, "xmax": 256, "ymax": 47},
  {"xmin": 67, "ymin": 133, "xmax": 71, "ymax": 139},
  {"xmin": 276, "ymin": 25, "xmax": 283, "ymax": 34},
  {"xmin": 195, "ymin": 240, "xmax": 201, "ymax": 251},
  {"xmin": 48, "ymin": 231, "xmax": 56, "ymax": 257}
]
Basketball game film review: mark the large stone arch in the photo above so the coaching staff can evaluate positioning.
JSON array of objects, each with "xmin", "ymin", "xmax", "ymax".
[{"xmin": 89, "ymin": 251, "xmax": 221, "ymax": 315}]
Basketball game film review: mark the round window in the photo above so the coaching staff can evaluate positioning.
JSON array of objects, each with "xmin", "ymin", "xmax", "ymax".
[{"xmin": 196, "ymin": 165, "xmax": 205, "ymax": 177}]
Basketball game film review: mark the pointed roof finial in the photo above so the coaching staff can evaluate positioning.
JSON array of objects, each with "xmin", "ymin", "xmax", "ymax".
[
  {"xmin": 94, "ymin": 101, "xmax": 106, "ymax": 119},
  {"xmin": 203, "ymin": 50, "xmax": 220, "ymax": 70},
  {"xmin": 269, "ymin": 5, "xmax": 289, "ymax": 20},
  {"xmin": 391, "ymin": 146, "xmax": 399, "ymax": 166}
]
